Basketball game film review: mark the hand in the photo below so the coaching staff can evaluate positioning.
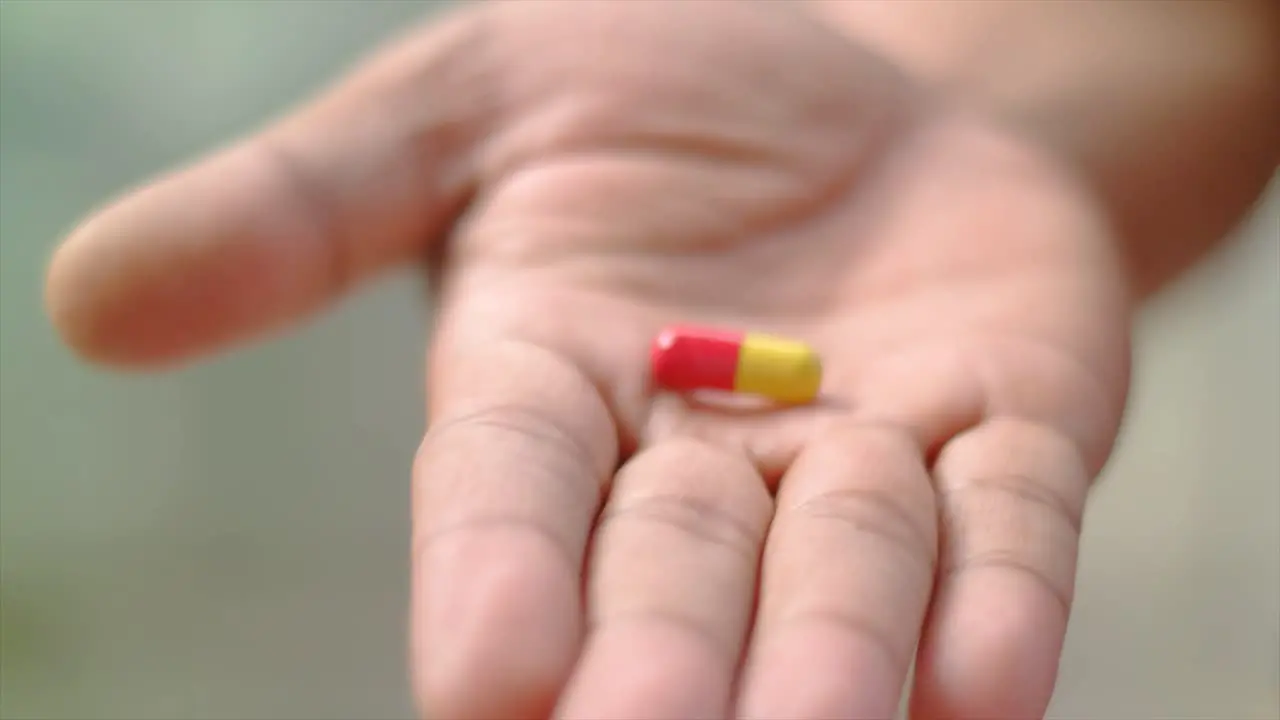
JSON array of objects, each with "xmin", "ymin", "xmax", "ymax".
[{"xmin": 46, "ymin": 2, "xmax": 1133, "ymax": 718}]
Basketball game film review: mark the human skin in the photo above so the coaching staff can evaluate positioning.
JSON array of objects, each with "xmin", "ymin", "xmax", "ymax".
[{"xmin": 43, "ymin": 1, "xmax": 1280, "ymax": 719}]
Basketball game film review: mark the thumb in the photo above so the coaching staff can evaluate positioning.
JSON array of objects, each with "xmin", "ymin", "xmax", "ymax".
[{"xmin": 45, "ymin": 7, "xmax": 495, "ymax": 368}]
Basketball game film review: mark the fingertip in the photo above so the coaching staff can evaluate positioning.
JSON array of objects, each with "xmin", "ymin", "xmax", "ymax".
[
  {"xmin": 44, "ymin": 209, "xmax": 159, "ymax": 369},
  {"xmin": 44, "ymin": 144, "xmax": 339, "ymax": 368},
  {"xmin": 44, "ymin": 192, "xmax": 212, "ymax": 370},
  {"xmin": 415, "ymin": 626, "xmax": 567, "ymax": 720},
  {"xmin": 412, "ymin": 534, "xmax": 582, "ymax": 720},
  {"xmin": 45, "ymin": 4, "xmax": 498, "ymax": 369},
  {"xmin": 910, "ymin": 575, "xmax": 1066, "ymax": 720}
]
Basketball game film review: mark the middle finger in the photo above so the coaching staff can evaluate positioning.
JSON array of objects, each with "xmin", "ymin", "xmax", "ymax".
[{"xmin": 557, "ymin": 439, "xmax": 773, "ymax": 719}]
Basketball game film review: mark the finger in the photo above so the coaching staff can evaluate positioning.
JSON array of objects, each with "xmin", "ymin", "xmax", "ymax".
[
  {"xmin": 556, "ymin": 440, "xmax": 772, "ymax": 720},
  {"xmin": 737, "ymin": 422, "xmax": 938, "ymax": 720},
  {"xmin": 411, "ymin": 338, "xmax": 618, "ymax": 720},
  {"xmin": 45, "ymin": 7, "xmax": 494, "ymax": 366},
  {"xmin": 910, "ymin": 418, "xmax": 1089, "ymax": 720}
]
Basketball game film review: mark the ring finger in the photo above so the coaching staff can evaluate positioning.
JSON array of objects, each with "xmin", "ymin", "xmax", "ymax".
[{"xmin": 737, "ymin": 422, "xmax": 938, "ymax": 719}]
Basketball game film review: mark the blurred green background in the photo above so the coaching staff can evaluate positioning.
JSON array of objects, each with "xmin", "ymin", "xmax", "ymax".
[{"xmin": 1, "ymin": 2, "xmax": 1277, "ymax": 718}]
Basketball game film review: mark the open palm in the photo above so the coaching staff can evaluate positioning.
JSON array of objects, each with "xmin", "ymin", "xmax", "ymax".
[{"xmin": 48, "ymin": 3, "xmax": 1133, "ymax": 718}]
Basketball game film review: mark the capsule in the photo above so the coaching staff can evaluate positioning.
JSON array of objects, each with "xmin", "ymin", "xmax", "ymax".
[{"xmin": 650, "ymin": 325, "xmax": 822, "ymax": 404}]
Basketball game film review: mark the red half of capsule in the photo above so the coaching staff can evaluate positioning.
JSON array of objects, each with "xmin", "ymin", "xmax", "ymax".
[{"xmin": 650, "ymin": 325, "xmax": 744, "ymax": 393}]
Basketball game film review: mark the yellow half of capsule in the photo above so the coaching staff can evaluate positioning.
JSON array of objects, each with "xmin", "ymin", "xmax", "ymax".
[{"xmin": 732, "ymin": 333, "xmax": 822, "ymax": 404}]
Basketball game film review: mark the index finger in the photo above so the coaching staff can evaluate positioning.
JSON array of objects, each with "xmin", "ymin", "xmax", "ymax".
[{"xmin": 411, "ymin": 335, "xmax": 618, "ymax": 719}]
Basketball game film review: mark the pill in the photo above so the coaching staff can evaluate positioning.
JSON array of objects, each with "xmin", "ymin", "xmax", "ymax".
[{"xmin": 650, "ymin": 325, "xmax": 822, "ymax": 404}]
